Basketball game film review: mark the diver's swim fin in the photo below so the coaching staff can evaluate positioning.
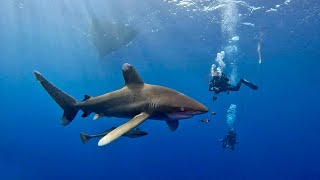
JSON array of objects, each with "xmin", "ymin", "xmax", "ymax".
[{"xmin": 242, "ymin": 79, "xmax": 258, "ymax": 90}]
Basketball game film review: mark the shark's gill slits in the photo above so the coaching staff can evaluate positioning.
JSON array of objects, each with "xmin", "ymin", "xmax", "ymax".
[{"xmin": 149, "ymin": 99, "xmax": 158, "ymax": 112}]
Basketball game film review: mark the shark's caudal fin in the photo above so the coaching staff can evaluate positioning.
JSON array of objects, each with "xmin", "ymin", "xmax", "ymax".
[
  {"xmin": 80, "ymin": 132, "xmax": 92, "ymax": 144},
  {"xmin": 34, "ymin": 71, "xmax": 79, "ymax": 126}
]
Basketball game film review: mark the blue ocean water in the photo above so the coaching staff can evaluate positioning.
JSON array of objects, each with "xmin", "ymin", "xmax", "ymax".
[{"xmin": 1, "ymin": 0, "xmax": 320, "ymax": 179}]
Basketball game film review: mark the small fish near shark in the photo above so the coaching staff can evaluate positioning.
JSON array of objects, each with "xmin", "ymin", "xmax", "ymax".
[
  {"xmin": 80, "ymin": 127, "xmax": 148, "ymax": 144},
  {"xmin": 34, "ymin": 63, "xmax": 208, "ymax": 146}
]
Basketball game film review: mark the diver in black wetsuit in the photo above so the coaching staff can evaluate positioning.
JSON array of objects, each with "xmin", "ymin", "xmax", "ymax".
[
  {"xmin": 221, "ymin": 129, "xmax": 238, "ymax": 151},
  {"xmin": 209, "ymin": 73, "xmax": 258, "ymax": 101}
]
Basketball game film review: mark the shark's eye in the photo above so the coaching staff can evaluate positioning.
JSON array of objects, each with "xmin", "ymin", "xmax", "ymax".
[{"xmin": 180, "ymin": 107, "xmax": 184, "ymax": 112}]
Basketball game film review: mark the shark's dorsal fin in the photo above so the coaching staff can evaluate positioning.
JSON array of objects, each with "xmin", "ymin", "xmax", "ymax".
[{"xmin": 122, "ymin": 63, "xmax": 144, "ymax": 87}]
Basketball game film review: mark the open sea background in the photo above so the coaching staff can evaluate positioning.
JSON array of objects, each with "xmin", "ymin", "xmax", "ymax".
[{"xmin": 0, "ymin": 0, "xmax": 319, "ymax": 179}]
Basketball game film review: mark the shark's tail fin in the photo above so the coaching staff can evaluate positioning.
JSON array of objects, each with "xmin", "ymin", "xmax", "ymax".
[
  {"xmin": 34, "ymin": 71, "xmax": 79, "ymax": 126},
  {"xmin": 80, "ymin": 132, "xmax": 92, "ymax": 144}
]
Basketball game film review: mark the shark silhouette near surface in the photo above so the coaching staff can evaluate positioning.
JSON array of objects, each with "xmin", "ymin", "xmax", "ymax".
[
  {"xmin": 34, "ymin": 63, "xmax": 208, "ymax": 146},
  {"xmin": 89, "ymin": 18, "xmax": 138, "ymax": 57}
]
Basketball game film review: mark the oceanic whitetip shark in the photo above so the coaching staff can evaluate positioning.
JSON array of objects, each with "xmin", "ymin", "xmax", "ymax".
[{"xmin": 34, "ymin": 63, "xmax": 208, "ymax": 146}]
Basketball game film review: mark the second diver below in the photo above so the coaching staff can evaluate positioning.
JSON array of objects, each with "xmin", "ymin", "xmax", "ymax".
[
  {"xmin": 209, "ymin": 72, "xmax": 258, "ymax": 101},
  {"xmin": 221, "ymin": 129, "xmax": 238, "ymax": 151}
]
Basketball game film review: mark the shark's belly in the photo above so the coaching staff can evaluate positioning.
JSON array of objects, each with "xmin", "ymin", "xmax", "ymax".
[
  {"xmin": 149, "ymin": 113, "xmax": 168, "ymax": 121},
  {"xmin": 102, "ymin": 106, "xmax": 143, "ymax": 118}
]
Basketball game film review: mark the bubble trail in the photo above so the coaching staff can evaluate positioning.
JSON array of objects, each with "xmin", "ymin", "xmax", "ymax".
[
  {"xmin": 227, "ymin": 104, "xmax": 237, "ymax": 128},
  {"xmin": 257, "ymin": 41, "xmax": 262, "ymax": 64}
]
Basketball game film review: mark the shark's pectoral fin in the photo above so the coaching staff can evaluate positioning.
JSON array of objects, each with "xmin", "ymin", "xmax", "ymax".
[
  {"xmin": 122, "ymin": 63, "xmax": 144, "ymax": 88},
  {"xmin": 98, "ymin": 112, "xmax": 150, "ymax": 146},
  {"xmin": 166, "ymin": 120, "xmax": 179, "ymax": 131}
]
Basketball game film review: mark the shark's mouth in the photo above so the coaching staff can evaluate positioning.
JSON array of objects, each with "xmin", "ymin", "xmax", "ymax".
[
  {"xmin": 166, "ymin": 108, "xmax": 208, "ymax": 120},
  {"xmin": 166, "ymin": 112, "xmax": 198, "ymax": 120}
]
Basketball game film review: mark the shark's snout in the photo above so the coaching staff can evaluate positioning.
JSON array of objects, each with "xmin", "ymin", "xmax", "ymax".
[
  {"xmin": 190, "ymin": 108, "xmax": 208, "ymax": 116},
  {"xmin": 190, "ymin": 102, "xmax": 209, "ymax": 115},
  {"xmin": 166, "ymin": 103, "xmax": 208, "ymax": 120},
  {"xmin": 198, "ymin": 105, "xmax": 209, "ymax": 114}
]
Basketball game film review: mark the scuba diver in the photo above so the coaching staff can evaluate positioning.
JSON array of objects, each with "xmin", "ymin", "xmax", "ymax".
[
  {"xmin": 209, "ymin": 72, "xmax": 258, "ymax": 101},
  {"xmin": 221, "ymin": 129, "xmax": 238, "ymax": 151}
]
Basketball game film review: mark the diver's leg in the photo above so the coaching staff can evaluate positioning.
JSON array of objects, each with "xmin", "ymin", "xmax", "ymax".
[
  {"xmin": 228, "ymin": 81, "xmax": 242, "ymax": 91},
  {"xmin": 242, "ymin": 79, "xmax": 258, "ymax": 90}
]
